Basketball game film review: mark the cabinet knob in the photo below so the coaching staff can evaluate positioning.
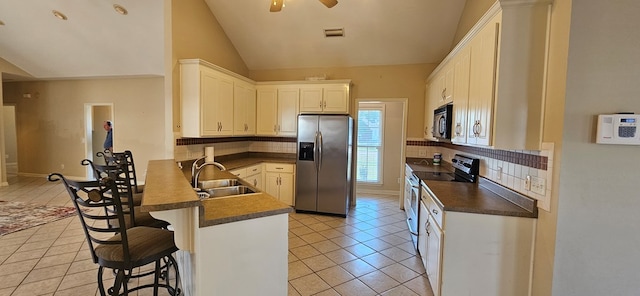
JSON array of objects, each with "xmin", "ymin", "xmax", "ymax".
[{"xmin": 432, "ymin": 209, "xmax": 439, "ymax": 215}]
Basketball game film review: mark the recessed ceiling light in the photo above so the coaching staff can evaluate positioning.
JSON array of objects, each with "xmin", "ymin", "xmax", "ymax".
[
  {"xmin": 114, "ymin": 4, "xmax": 128, "ymax": 15},
  {"xmin": 52, "ymin": 10, "xmax": 68, "ymax": 20}
]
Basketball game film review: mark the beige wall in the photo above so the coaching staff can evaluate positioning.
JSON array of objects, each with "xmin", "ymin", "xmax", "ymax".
[
  {"xmin": 2, "ymin": 106, "xmax": 18, "ymax": 163},
  {"xmin": 171, "ymin": 0, "xmax": 249, "ymax": 134},
  {"xmin": 451, "ymin": 0, "xmax": 496, "ymax": 48},
  {"xmin": 2, "ymin": 77, "xmax": 165, "ymax": 179},
  {"xmin": 250, "ymin": 64, "xmax": 436, "ymax": 138},
  {"xmin": 552, "ymin": 0, "xmax": 640, "ymax": 295}
]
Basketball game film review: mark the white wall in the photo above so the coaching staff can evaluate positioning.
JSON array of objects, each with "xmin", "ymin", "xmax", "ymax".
[{"xmin": 552, "ymin": 1, "xmax": 640, "ymax": 295}]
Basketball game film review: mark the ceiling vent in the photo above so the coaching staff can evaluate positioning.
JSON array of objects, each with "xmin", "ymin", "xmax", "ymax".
[{"xmin": 324, "ymin": 28, "xmax": 344, "ymax": 38}]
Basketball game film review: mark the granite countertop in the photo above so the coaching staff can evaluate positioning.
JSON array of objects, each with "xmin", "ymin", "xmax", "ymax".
[
  {"xmin": 406, "ymin": 158, "xmax": 537, "ymax": 218},
  {"xmin": 141, "ymin": 156, "xmax": 294, "ymax": 227},
  {"xmin": 421, "ymin": 179, "xmax": 537, "ymax": 218}
]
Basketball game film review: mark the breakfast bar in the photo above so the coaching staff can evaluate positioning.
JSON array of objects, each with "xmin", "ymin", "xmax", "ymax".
[{"xmin": 140, "ymin": 159, "xmax": 293, "ymax": 296}]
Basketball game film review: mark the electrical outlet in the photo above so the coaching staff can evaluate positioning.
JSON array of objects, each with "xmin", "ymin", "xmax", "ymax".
[
  {"xmin": 496, "ymin": 166, "xmax": 502, "ymax": 180},
  {"xmin": 418, "ymin": 149, "xmax": 427, "ymax": 157},
  {"xmin": 531, "ymin": 176, "xmax": 546, "ymax": 195},
  {"xmin": 61, "ymin": 164, "xmax": 65, "ymax": 170},
  {"xmin": 525, "ymin": 175, "xmax": 531, "ymax": 190}
]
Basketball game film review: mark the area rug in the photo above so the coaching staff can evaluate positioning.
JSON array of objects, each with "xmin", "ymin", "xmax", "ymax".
[{"xmin": 0, "ymin": 201, "xmax": 77, "ymax": 236}]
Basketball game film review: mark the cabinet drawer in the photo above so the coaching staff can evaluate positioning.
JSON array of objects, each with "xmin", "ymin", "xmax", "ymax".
[
  {"xmin": 422, "ymin": 187, "xmax": 443, "ymax": 228},
  {"xmin": 229, "ymin": 168, "xmax": 246, "ymax": 178},
  {"xmin": 265, "ymin": 163, "xmax": 294, "ymax": 173},
  {"xmin": 246, "ymin": 164, "xmax": 262, "ymax": 176}
]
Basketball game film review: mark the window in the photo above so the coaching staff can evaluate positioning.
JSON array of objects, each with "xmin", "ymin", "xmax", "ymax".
[{"xmin": 357, "ymin": 104, "xmax": 384, "ymax": 184}]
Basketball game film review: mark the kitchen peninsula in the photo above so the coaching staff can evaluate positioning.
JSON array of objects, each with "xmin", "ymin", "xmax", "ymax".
[{"xmin": 140, "ymin": 159, "xmax": 293, "ymax": 296}]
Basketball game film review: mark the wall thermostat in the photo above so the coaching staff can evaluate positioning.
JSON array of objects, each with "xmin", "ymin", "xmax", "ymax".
[{"xmin": 596, "ymin": 114, "xmax": 640, "ymax": 145}]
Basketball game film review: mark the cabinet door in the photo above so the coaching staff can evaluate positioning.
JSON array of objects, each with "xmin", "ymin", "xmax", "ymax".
[
  {"xmin": 322, "ymin": 85, "xmax": 349, "ymax": 114},
  {"xmin": 264, "ymin": 172, "xmax": 280, "ymax": 199},
  {"xmin": 418, "ymin": 200, "xmax": 429, "ymax": 268},
  {"xmin": 443, "ymin": 65, "xmax": 454, "ymax": 104},
  {"xmin": 451, "ymin": 48, "xmax": 471, "ymax": 144},
  {"xmin": 426, "ymin": 217, "xmax": 443, "ymax": 296},
  {"xmin": 234, "ymin": 82, "xmax": 256, "ymax": 135},
  {"xmin": 246, "ymin": 173, "xmax": 262, "ymax": 190},
  {"xmin": 299, "ymin": 86, "xmax": 323, "ymax": 113},
  {"xmin": 256, "ymin": 88, "xmax": 278, "ymax": 136},
  {"xmin": 216, "ymin": 75, "xmax": 235, "ymax": 135},
  {"xmin": 277, "ymin": 88, "xmax": 299, "ymax": 136},
  {"xmin": 200, "ymin": 69, "xmax": 220, "ymax": 136},
  {"xmin": 468, "ymin": 20, "xmax": 499, "ymax": 146},
  {"xmin": 279, "ymin": 173, "xmax": 294, "ymax": 206}
]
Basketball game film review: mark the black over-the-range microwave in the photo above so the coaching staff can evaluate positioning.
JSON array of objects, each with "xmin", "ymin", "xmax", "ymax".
[{"xmin": 433, "ymin": 104, "xmax": 453, "ymax": 141}]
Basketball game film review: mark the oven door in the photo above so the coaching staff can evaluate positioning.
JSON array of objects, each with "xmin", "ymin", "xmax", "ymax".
[{"xmin": 404, "ymin": 175, "xmax": 420, "ymax": 249}]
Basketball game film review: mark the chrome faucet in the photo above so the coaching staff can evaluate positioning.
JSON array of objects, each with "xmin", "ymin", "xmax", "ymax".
[{"xmin": 191, "ymin": 156, "xmax": 227, "ymax": 188}]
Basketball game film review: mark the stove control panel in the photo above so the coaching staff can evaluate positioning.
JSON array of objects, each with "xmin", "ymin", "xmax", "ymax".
[{"xmin": 596, "ymin": 114, "xmax": 640, "ymax": 145}]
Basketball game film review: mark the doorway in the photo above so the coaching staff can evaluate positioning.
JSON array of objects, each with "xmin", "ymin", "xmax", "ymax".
[
  {"xmin": 355, "ymin": 98, "xmax": 408, "ymax": 198},
  {"xmin": 2, "ymin": 105, "xmax": 18, "ymax": 181},
  {"xmin": 84, "ymin": 103, "xmax": 113, "ymax": 177}
]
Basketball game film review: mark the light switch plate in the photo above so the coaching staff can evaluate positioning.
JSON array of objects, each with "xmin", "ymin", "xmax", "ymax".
[{"xmin": 531, "ymin": 176, "xmax": 546, "ymax": 195}]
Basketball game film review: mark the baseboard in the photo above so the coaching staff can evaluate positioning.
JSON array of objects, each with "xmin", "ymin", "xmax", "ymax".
[{"xmin": 356, "ymin": 189, "xmax": 400, "ymax": 197}]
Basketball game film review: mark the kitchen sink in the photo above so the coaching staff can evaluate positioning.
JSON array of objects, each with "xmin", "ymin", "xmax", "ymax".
[
  {"xmin": 199, "ymin": 185, "xmax": 256, "ymax": 199},
  {"xmin": 198, "ymin": 178, "xmax": 240, "ymax": 189}
]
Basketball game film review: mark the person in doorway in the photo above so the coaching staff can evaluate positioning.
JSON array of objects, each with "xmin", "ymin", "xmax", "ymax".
[{"xmin": 103, "ymin": 120, "xmax": 113, "ymax": 152}]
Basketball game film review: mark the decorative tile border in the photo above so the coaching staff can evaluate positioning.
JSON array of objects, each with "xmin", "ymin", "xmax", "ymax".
[
  {"xmin": 407, "ymin": 140, "xmax": 548, "ymax": 170},
  {"xmin": 177, "ymin": 136, "xmax": 296, "ymax": 146}
]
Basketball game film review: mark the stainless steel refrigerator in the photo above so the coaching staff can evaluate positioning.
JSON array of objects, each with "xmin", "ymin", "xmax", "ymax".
[{"xmin": 295, "ymin": 114, "xmax": 354, "ymax": 216}]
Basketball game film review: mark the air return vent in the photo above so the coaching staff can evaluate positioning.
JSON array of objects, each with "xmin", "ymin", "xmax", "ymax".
[{"xmin": 324, "ymin": 28, "xmax": 344, "ymax": 38}]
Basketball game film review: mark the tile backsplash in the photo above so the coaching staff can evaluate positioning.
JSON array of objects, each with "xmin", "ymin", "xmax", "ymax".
[
  {"xmin": 174, "ymin": 138, "xmax": 296, "ymax": 161},
  {"xmin": 406, "ymin": 138, "xmax": 554, "ymax": 212}
]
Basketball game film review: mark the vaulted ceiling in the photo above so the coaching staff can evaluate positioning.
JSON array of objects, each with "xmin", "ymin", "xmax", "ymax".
[{"xmin": 0, "ymin": 0, "xmax": 467, "ymax": 80}]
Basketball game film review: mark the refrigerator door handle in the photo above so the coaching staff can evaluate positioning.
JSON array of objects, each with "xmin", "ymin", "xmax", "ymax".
[
  {"xmin": 318, "ymin": 131, "xmax": 323, "ymax": 171},
  {"xmin": 314, "ymin": 131, "xmax": 320, "ymax": 171}
]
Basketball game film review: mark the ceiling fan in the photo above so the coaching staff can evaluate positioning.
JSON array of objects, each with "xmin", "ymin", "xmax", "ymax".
[{"xmin": 270, "ymin": 0, "xmax": 338, "ymax": 12}]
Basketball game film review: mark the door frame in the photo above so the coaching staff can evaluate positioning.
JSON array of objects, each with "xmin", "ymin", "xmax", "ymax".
[
  {"xmin": 354, "ymin": 98, "xmax": 408, "ymax": 206},
  {"xmin": 84, "ymin": 103, "xmax": 114, "ymax": 178}
]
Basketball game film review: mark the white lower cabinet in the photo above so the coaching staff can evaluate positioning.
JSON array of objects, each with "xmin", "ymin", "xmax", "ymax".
[
  {"xmin": 229, "ymin": 164, "xmax": 263, "ymax": 190},
  {"xmin": 419, "ymin": 187, "xmax": 535, "ymax": 296},
  {"xmin": 264, "ymin": 163, "xmax": 295, "ymax": 206}
]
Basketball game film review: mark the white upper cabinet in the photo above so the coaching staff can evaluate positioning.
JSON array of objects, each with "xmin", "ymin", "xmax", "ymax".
[
  {"xmin": 425, "ymin": 0, "xmax": 551, "ymax": 150},
  {"xmin": 451, "ymin": 47, "xmax": 471, "ymax": 145},
  {"xmin": 276, "ymin": 87, "xmax": 299, "ymax": 137},
  {"xmin": 233, "ymin": 80, "xmax": 256, "ymax": 136},
  {"xmin": 180, "ymin": 59, "xmax": 255, "ymax": 137},
  {"xmin": 255, "ymin": 85, "xmax": 299, "ymax": 137},
  {"xmin": 181, "ymin": 61, "xmax": 236, "ymax": 137},
  {"xmin": 256, "ymin": 87, "xmax": 278, "ymax": 136},
  {"xmin": 299, "ymin": 82, "xmax": 351, "ymax": 114}
]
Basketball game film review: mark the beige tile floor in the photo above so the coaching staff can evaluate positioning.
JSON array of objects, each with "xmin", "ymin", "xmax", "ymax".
[{"xmin": 1, "ymin": 175, "xmax": 433, "ymax": 296}]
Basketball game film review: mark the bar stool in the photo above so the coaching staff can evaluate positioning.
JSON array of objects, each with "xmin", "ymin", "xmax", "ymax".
[
  {"xmin": 81, "ymin": 159, "xmax": 168, "ymax": 229},
  {"xmin": 98, "ymin": 150, "xmax": 144, "ymax": 194},
  {"xmin": 47, "ymin": 173, "xmax": 180, "ymax": 296}
]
